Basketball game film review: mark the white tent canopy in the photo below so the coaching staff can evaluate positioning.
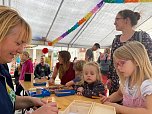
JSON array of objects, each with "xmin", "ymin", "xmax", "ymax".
[{"xmin": 1, "ymin": 0, "xmax": 152, "ymax": 48}]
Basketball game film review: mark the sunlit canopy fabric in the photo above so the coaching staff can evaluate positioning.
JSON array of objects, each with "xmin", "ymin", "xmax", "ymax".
[{"xmin": 1, "ymin": 0, "xmax": 152, "ymax": 48}]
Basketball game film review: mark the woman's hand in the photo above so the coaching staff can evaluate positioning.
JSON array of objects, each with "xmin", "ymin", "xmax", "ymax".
[
  {"xmin": 49, "ymin": 77, "xmax": 55, "ymax": 85},
  {"xmin": 30, "ymin": 97, "xmax": 47, "ymax": 107},
  {"xmin": 99, "ymin": 94, "xmax": 111, "ymax": 104},
  {"xmin": 32, "ymin": 102, "xmax": 58, "ymax": 114}
]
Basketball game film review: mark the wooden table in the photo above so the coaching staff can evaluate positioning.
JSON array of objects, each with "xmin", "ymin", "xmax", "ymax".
[{"xmin": 19, "ymin": 80, "xmax": 100, "ymax": 111}]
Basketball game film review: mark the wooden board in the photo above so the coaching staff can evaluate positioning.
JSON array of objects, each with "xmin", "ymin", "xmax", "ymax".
[
  {"xmin": 90, "ymin": 103, "xmax": 116, "ymax": 114},
  {"xmin": 61, "ymin": 100, "xmax": 116, "ymax": 114},
  {"xmin": 63, "ymin": 100, "xmax": 92, "ymax": 114}
]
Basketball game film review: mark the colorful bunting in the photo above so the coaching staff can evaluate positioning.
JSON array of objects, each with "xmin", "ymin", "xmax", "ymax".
[
  {"xmin": 48, "ymin": 0, "xmax": 152, "ymax": 46},
  {"xmin": 48, "ymin": 0, "xmax": 104, "ymax": 46},
  {"xmin": 104, "ymin": 0, "xmax": 152, "ymax": 3}
]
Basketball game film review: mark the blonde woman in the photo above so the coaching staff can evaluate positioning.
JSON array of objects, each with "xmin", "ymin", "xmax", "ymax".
[
  {"xmin": 0, "ymin": 6, "xmax": 58, "ymax": 114},
  {"xmin": 100, "ymin": 41, "xmax": 152, "ymax": 114}
]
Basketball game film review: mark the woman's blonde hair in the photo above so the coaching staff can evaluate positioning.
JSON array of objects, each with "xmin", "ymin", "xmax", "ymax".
[
  {"xmin": 0, "ymin": 5, "xmax": 31, "ymax": 43},
  {"xmin": 82, "ymin": 62, "xmax": 101, "ymax": 83},
  {"xmin": 113, "ymin": 41, "xmax": 152, "ymax": 86}
]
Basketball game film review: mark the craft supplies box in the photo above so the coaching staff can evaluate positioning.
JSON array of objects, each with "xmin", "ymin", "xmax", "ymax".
[
  {"xmin": 55, "ymin": 89, "xmax": 76, "ymax": 97},
  {"xmin": 28, "ymin": 88, "xmax": 51, "ymax": 97},
  {"xmin": 60, "ymin": 100, "xmax": 116, "ymax": 114}
]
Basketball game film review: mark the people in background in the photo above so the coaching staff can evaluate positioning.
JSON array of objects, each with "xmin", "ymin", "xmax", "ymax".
[
  {"xmin": 85, "ymin": 43, "xmax": 100, "ymax": 62},
  {"xmin": 14, "ymin": 63, "xmax": 22, "ymax": 90},
  {"xmin": 34, "ymin": 56, "xmax": 51, "ymax": 79},
  {"xmin": 19, "ymin": 51, "xmax": 33, "ymax": 80},
  {"xmin": 108, "ymin": 9, "xmax": 152, "ymax": 95},
  {"xmin": 97, "ymin": 48, "xmax": 111, "ymax": 85},
  {"xmin": 65, "ymin": 60, "xmax": 86, "ymax": 87},
  {"xmin": 0, "ymin": 5, "xmax": 58, "ymax": 114},
  {"xmin": 49, "ymin": 51, "xmax": 75, "ymax": 85},
  {"xmin": 16, "ymin": 51, "xmax": 33, "ymax": 95},
  {"xmin": 97, "ymin": 48, "xmax": 111, "ymax": 75},
  {"xmin": 73, "ymin": 57, "xmax": 77, "ymax": 63},
  {"xmin": 77, "ymin": 62, "xmax": 105, "ymax": 98},
  {"xmin": 33, "ymin": 58, "xmax": 38, "ymax": 69},
  {"xmin": 100, "ymin": 41, "xmax": 152, "ymax": 114}
]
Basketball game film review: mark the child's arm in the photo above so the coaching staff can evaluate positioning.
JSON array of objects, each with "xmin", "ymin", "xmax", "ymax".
[
  {"xmin": 49, "ymin": 65, "xmax": 58, "ymax": 84},
  {"xmin": 105, "ymin": 94, "xmax": 152, "ymax": 114},
  {"xmin": 100, "ymin": 87, "xmax": 123, "ymax": 103},
  {"xmin": 65, "ymin": 80, "xmax": 75, "ymax": 87},
  {"xmin": 108, "ymin": 87, "xmax": 123, "ymax": 102}
]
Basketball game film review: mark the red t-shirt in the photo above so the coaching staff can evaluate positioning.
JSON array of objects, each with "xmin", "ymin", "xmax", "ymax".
[{"xmin": 56, "ymin": 62, "xmax": 75, "ymax": 85}]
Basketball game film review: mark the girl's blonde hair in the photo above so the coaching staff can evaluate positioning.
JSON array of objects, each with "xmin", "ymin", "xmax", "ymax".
[
  {"xmin": 73, "ymin": 60, "xmax": 86, "ymax": 71},
  {"xmin": 0, "ymin": 6, "xmax": 31, "ymax": 44},
  {"xmin": 82, "ymin": 62, "xmax": 101, "ymax": 83},
  {"xmin": 113, "ymin": 41, "xmax": 152, "ymax": 86}
]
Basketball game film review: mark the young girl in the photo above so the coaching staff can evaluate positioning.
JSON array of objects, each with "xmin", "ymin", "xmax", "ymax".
[
  {"xmin": 100, "ymin": 41, "xmax": 152, "ymax": 114},
  {"xmin": 77, "ymin": 62, "xmax": 105, "ymax": 98},
  {"xmin": 65, "ymin": 60, "xmax": 86, "ymax": 87}
]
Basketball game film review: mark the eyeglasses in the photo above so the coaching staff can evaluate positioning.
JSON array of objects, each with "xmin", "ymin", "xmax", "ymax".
[{"xmin": 114, "ymin": 60, "xmax": 128, "ymax": 68}]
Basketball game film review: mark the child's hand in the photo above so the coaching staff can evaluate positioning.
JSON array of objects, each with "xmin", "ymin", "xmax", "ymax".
[
  {"xmin": 77, "ymin": 87, "xmax": 83, "ymax": 92},
  {"xmin": 77, "ymin": 87, "xmax": 84, "ymax": 95},
  {"xmin": 106, "ymin": 79, "xmax": 112, "ymax": 89},
  {"xmin": 99, "ymin": 94, "xmax": 111, "ymax": 104},
  {"xmin": 65, "ymin": 81, "xmax": 73, "ymax": 87},
  {"xmin": 77, "ymin": 91, "xmax": 83, "ymax": 95}
]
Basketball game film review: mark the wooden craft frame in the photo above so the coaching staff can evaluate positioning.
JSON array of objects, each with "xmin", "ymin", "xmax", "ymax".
[{"xmin": 59, "ymin": 100, "xmax": 116, "ymax": 114}]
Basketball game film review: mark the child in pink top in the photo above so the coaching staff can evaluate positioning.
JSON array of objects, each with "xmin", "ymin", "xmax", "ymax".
[
  {"xmin": 19, "ymin": 58, "xmax": 33, "ymax": 80},
  {"xmin": 100, "ymin": 41, "xmax": 152, "ymax": 114},
  {"xmin": 16, "ymin": 51, "xmax": 33, "ymax": 95}
]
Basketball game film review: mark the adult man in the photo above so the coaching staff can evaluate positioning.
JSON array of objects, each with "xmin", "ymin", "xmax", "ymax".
[
  {"xmin": 34, "ymin": 56, "xmax": 51, "ymax": 79},
  {"xmin": 85, "ymin": 43, "xmax": 100, "ymax": 62}
]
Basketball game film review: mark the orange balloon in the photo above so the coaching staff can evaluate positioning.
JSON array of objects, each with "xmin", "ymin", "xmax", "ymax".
[{"xmin": 48, "ymin": 42, "xmax": 53, "ymax": 46}]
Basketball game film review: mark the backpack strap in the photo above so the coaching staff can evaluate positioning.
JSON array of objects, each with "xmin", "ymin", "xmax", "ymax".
[{"xmin": 138, "ymin": 31, "xmax": 144, "ymax": 42}]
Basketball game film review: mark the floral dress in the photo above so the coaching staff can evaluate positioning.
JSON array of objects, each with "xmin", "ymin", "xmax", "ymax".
[
  {"xmin": 122, "ymin": 79, "xmax": 152, "ymax": 108},
  {"xmin": 108, "ymin": 31, "xmax": 152, "ymax": 95}
]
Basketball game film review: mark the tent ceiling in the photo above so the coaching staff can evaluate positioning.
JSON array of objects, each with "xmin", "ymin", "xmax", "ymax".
[{"xmin": 1, "ymin": 0, "xmax": 152, "ymax": 48}]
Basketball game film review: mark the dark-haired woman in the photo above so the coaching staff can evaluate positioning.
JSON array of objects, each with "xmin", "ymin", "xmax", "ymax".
[
  {"xmin": 49, "ymin": 51, "xmax": 75, "ymax": 85},
  {"xmin": 108, "ymin": 9, "xmax": 152, "ymax": 95}
]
